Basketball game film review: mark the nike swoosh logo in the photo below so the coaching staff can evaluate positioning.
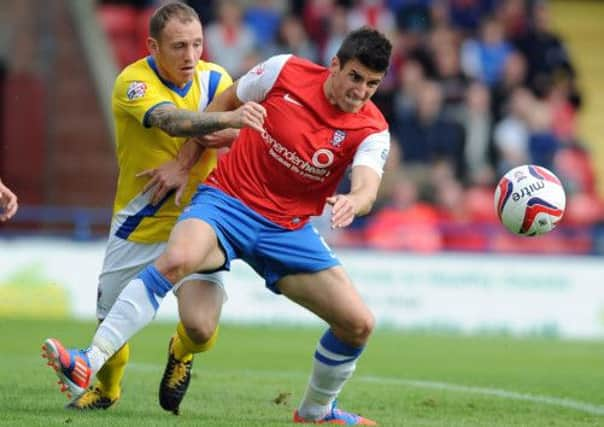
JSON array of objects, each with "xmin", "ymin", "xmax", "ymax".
[{"xmin": 283, "ymin": 93, "xmax": 303, "ymax": 106}]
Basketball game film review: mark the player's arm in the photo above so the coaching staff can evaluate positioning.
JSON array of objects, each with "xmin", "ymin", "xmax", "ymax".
[
  {"xmin": 145, "ymin": 85, "xmax": 246, "ymax": 205},
  {"xmin": 137, "ymin": 119, "xmax": 237, "ymax": 206},
  {"xmin": 184, "ymin": 53, "xmax": 289, "ymax": 146},
  {"xmin": 196, "ymin": 83, "xmax": 244, "ymax": 147},
  {"xmin": 176, "ymin": 87, "xmax": 243, "ymax": 179},
  {"xmin": 146, "ymin": 95, "xmax": 264, "ymax": 137},
  {"xmin": 206, "ymin": 82, "xmax": 244, "ymax": 112},
  {"xmin": 137, "ymin": 138, "xmax": 202, "ymax": 206},
  {"xmin": 327, "ymin": 166, "xmax": 382, "ymax": 229},
  {"xmin": 194, "ymin": 53, "xmax": 287, "ymax": 119},
  {"xmin": 326, "ymin": 130, "xmax": 390, "ymax": 228},
  {"xmin": 188, "ymin": 82, "xmax": 244, "ymax": 149},
  {"xmin": 0, "ymin": 178, "xmax": 18, "ymax": 221}
]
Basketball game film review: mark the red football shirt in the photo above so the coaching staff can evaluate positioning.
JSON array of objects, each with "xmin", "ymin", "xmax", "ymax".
[{"xmin": 206, "ymin": 55, "xmax": 390, "ymax": 229}]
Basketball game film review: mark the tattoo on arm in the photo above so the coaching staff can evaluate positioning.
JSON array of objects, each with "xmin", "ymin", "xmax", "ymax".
[{"xmin": 148, "ymin": 105, "xmax": 226, "ymax": 137}]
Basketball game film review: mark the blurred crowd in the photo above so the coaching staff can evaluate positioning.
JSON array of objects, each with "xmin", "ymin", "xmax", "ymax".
[{"xmin": 97, "ymin": 0, "xmax": 603, "ymax": 253}]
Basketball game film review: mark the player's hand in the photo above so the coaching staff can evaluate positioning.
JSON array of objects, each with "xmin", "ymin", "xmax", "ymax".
[
  {"xmin": 194, "ymin": 128, "xmax": 240, "ymax": 148},
  {"xmin": 0, "ymin": 181, "xmax": 18, "ymax": 222},
  {"xmin": 326, "ymin": 194, "xmax": 357, "ymax": 229},
  {"xmin": 227, "ymin": 102, "xmax": 266, "ymax": 133},
  {"xmin": 137, "ymin": 160, "xmax": 188, "ymax": 206}
]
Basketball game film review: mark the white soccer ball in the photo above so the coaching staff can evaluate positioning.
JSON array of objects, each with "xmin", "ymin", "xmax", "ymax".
[{"xmin": 494, "ymin": 165, "xmax": 566, "ymax": 236}]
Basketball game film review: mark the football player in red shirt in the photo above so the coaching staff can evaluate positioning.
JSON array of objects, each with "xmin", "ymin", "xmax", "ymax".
[{"xmin": 43, "ymin": 27, "xmax": 391, "ymax": 425}]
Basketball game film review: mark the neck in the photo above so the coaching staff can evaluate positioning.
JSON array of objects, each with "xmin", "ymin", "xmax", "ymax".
[{"xmin": 159, "ymin": 69, "xmax": 185, "ymax": 88}]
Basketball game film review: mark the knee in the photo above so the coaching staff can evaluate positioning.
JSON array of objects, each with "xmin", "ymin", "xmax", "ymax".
[
  {"xmin": 158, "ymin": 248, "xmax": 197, "ymax": 281},
  {"xmin": 337, "ymin": 310, "xmax": 375, "ymax": 347},
  {"xmin": 182, "ymin": 318, "xmax": 217, "ymax": 345},
  {"xmin": 354, "ymin": 311, "xmax": 375, "ymax": 343}
]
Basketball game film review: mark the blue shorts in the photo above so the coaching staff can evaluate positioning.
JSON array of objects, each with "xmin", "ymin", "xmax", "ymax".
[{"xmin": 178, "ymin": 185, "xmax": 341, "ymax": 293}]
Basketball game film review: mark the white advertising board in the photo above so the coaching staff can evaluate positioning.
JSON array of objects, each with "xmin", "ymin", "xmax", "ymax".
[{"xmin": 1, "ymin": 238, "xmax": 603, "ymax": 339}]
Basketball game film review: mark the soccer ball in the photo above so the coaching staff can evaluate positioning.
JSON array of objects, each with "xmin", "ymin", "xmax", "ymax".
[{"xmin": 494, "ymin": 165, "xmax": 566, "ymax": 236}]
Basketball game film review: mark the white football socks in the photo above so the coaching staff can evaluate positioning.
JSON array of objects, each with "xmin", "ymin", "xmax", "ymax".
[
  {"xmin": 87, "ymin": 265, "xmax": 173, "ymax": 375},
  {"xmin": 297, "ymin": 329, "xmax": 364, "ymax": 420}
]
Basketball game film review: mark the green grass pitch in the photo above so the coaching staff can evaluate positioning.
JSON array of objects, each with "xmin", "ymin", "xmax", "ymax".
[{"xmin": 1, "ymin": 318, "xmax": 603, "ymax": 426}]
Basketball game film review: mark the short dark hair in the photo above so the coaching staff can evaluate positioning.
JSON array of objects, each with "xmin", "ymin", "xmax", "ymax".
[
  {"xmin": 336, "ymin": 27, "xmax": 392, "ymax": 73},
  {"xmin": 149, "ymin": 2, "xmax": 200, "ymax": 39}
]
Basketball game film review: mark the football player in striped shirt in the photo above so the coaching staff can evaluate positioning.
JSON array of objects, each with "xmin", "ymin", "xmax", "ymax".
[{"xmin": 48, "ymin": 2, "xmax": 264, "ymax": 414}]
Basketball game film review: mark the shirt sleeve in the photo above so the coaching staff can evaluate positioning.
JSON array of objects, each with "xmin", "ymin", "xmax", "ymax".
[
  {"xmin": 236, "ymin": 54, "xmax": 292, "ymax": 103},
  {"xmin": 112, "ymin": 73, "xmax": 173, "ymax": 127},
  {"xmin": 352, "ymin": 129, "xmax": 391, "ymax": 177}
]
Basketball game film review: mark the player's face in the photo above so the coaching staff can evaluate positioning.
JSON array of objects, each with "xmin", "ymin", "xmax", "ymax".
[
  {"xmin": 327, "ymin": 57, "xmax": 384, "ymax": 113},
  {"xmin": 148, "ymin": 18, "xmax": 203, "ymax": 88}
]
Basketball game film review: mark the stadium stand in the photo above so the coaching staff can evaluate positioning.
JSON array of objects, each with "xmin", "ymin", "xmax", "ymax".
[
  {"xmin": 1, "ymin": 0, "xmax": 603, "ymax": 255},
  {"xmin": 97, "ymin": 4, "xmax": 142, "ymax": 68}
]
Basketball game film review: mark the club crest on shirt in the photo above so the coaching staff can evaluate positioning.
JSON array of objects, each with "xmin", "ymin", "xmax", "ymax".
[
  {"xmin": 331, "ymin": 130, "xmax": 346, "ymax": 147},
  {"xmin": 127, "ymin": 81, "xmax": 147, "ymax": 100}
]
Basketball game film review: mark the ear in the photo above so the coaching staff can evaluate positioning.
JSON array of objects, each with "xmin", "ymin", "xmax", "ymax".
[
  {"xmin": 147, "ymin": 37, "xmax": 158, "ymax": 55},
  {"xmin": 329, "ymin": 56, "xmax": 340, "ymax": 75}
]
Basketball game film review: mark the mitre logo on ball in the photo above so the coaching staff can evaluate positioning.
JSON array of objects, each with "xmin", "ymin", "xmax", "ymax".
[{"xmin": 494, "ymin": 165, "xmax": 566, "ymax": 236}]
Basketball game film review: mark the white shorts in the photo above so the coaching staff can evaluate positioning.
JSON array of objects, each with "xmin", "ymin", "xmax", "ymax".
[{"xmin": 96, "ymin": 233, "xmax": 226, "ymax": 319}]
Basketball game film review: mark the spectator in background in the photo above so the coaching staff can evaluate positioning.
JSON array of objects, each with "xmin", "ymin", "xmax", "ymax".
[
  {"xmin": 448, "ymin": 0, "xmax": 497, "ymax": 34},
  {"xmin": 394, "ymin": 79, "xmax": 466, "ymax": 181},
  {"xmin": 525, "ymin": 94, "xmax": 559, "ymax": 171},
  {"xmin": 432, "ymin": 164, "xmax": 467, "ymax": 221},
  {"xmin": 243, "ymin": 0, "xmax": 283, "ymax": 47},
  {"xmin": 544, "ymin": 74, "xmax": 578, "ymax": 144},
  {"xmin": 290, "ymin": 0, "xmax": 308, "ymax": 16},
  {"xmin": 490, "ymin": 50, "xmax": 527, "ymax": 123},
  {"xmin": 493, "ymin": 86, "xmax": 531, "ymax": 175},
  {"xmin": 462, "ymin": 81, "xmax": 494, "ymax": 185},
  {"xmin": 393, "ymin": 0, "xmax": 432, "ymax": 34},
  {"xmin": 365, "ymin": 168, "xmax": 443, "ymax": 253},
  {"xmin": 494, "ymin": 84, "xmax": 559, "ymax": 172},
  {"xmin": 0, "ymin": 178, "xmax": 18, "ymax": 222},
  {"xmin": 263, "ymin": 15, "xmax": 319, "ymax": 62},
  {"xmin": 388, "ymin": 7, "xmax": 434, "ymax": 86},
  {"xmin": 430, "ymin": 26, "xmax": 469, "ymax": 120},
  {"xmin": 460, "ymin": 14, "xmax": 514, "ymax": 87},
  {"xmin": 557, "ymin": 150, "xmax": 594, "ymax": 195},
  {"xmin": 205, "ymin": 0, "xmax": 257, "ymax": 78},
  {"xmin": 432, "ymin": 163, "xmax": 494, "ymax": 251},
  {"xmin": 514, "ymin": 0, "xmax": 579, "ymax": 102},
  {"xmin": 348, "ymin": 0, "xmax": 396, "ymax": 35},
  {"xmin": 321, "ymin": 5, "xmax": 349, "ymax": 66},
  {"xmin": 392, "ymin": 57, "xmax": 425, "ymax": 121},
  {"xmin": 99, "ymin": 0, "xmax": 154, "ymax": 8},
  {"xmin": 377, "ymin": 12, "xmax": 432, "ymax": 120},
  {"xmin": 428, "ymin": 23, "xmax": 459, "ymax": 55},
  {"xmin": 429, "ymin": 0, "xmax": 453, "ymax": 29},
  {"xmin": 498, "ymin": 0, "xmax": 528, "ymax": 39},
  {"xmin": 303, "ymin": 0, "xmax": 336, "ymax": 49}
]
